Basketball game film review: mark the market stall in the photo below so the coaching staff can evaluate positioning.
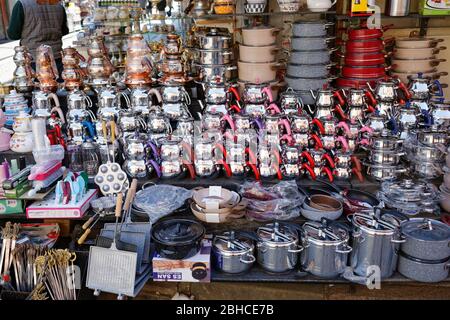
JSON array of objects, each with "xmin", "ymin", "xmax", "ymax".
[{"xmin": 0, "ymin": 0, "xmax": 450, "ymax": 300}]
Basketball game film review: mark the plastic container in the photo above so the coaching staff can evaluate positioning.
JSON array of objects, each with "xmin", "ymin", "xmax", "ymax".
[{"xmin": 32, "ymin": 145, "xmax": 65, "ymax": 164}]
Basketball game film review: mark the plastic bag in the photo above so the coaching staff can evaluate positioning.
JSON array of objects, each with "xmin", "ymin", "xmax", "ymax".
[
  {"xmin": 133, "ymin": 184, "xmax": 193, "ymax": 223},
  {"xmin": 241, "ymin": 180, "xmax": 304, "ymax": 221}
]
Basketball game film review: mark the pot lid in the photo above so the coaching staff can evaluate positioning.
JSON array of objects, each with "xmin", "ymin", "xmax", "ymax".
[
  {"xmin": 257, "ymin": 222, "xmax": 298, "ymax": 243},
  {"xmin": 302, "ymin": 222, "xmax": 348, "ymax": 243},
  {"xmin": 243, "ymin": 25, "xmax": 275, "ymax": 30},
  {"xmin": 380, "ymin": 179, "xmax": 438, "ymax": 202},
  {"xmin": 402, "ymin": 218, "xmax": 450, "ymax": 242},
  {"xmin": 152, "ymin": 219, "xmax": 205, "ymax": 246},
  {"xmin": 213, "ymin": 231, "xmax": 253, "ymax": 253},
  {"xmin": 353, "ymin": 213, "xmax": 398, "ymax": 232}
]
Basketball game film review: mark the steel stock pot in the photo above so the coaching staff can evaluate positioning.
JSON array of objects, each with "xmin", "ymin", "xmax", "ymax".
[
  {"xmin": 300, "ymin": 220, "xmax": 352, "ymax": 278},
  {"xmin": 213, "ymin": 231, "xmax": 256, "ymax": 274},
  {"xmin": 256, "ymin": 222, "xmax": 303, "ymax": 273}
]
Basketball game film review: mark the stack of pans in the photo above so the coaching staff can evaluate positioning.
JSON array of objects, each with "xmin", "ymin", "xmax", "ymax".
[
  {"xmin": 337, "ymin": 24, "xmax": 391, "ymax": 89},
  {"xmin": 391, "ymin": 36, "xmax": 447, "ymax": 84},
  {"xmin": 285, "ymin": 20, "xmax": 336, "ymax": 106},
  {"xmin": 192, "ymin": 28, "xmax": 237, "ymax": 84}
]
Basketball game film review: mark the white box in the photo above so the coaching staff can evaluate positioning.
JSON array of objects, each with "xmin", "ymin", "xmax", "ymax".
[
  {"xmin": 152, "ymin": 239, "xmax": 211, "ymax": 283},
  {"xmin": 26, "ymin": 189, "xmax": 98, "ymax": 219}
]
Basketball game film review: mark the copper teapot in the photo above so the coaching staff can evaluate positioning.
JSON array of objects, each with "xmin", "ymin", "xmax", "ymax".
[{"xmin": 36, "ymin": 45, "xmax": 58, "ymax": 92}]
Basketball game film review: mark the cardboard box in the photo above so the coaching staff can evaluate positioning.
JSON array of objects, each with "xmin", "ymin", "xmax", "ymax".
[
  {"xmin": 0, "ymin": 199, "xmax": 25, "ymax": 214},
  {"xmin": 420, "ymin": 0, "xmax": 450, "ymax": 15},
  {"xmin": 26, "ymin": 189, "xmax": 97, "ymax": 219},
  {"xmin": 152, "ymin": 239, "xmax": 211, "ymax": 283},
  {"xmin": 4, "ymin": 180, "xmax": 31, "ymax": 199}
]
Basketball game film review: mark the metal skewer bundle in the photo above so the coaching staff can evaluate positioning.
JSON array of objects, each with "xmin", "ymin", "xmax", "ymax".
[
  {"xmin": 0, "ymin": 222, "xmax": 20, "ymax": 287},
  {"xmin": 35, "ymin": 249, "xmax": 78, "ymax": 300},
  {"xmin": 10, "ymin": 244, "xmax": 47, "ymax": 292}
]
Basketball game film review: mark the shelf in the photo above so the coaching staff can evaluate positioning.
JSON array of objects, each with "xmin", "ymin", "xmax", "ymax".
[
  {"xmin": 195, "ymin": 10, "xmax": 336, "ymax": 20},
  {"xmin": 335, "ymin": 13, "xmax": 450, "ymax": 20}
]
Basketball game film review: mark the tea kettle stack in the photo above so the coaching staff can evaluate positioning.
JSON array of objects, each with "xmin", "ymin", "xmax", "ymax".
[
  {"xmin": 124, "ymin": 33, "xmax": 153, "ymax": 89},
  {"xmin": 285, "ymin": 20, "xmax": 336, "ymax": 105},
  {"xmin": 2, "ymin": 90, "xmax": 30, "ymax": 129},
  {"xmin": 12, "ymin": 46, "xmax": 35, "ymax": 94},
  {"xmin": 61, "ymin": 47, "xmax": 87, "ymax": 92},
  {"xmin": 160, "ymin": 33, "xmax": 188, "ymax": 84},
  {"xmin": 87, "ymin": 36, "xmax": 115, "ymax": 87},
  {"xmin": 35, "ymin": 45, "xmax": 59, "ymax": 93}
]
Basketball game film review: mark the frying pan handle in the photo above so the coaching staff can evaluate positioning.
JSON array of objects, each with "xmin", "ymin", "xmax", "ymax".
[
  {"xmin": 123, "ymin": 179, "xmax": 138, "ymax": 212},
  {"xmin": 115, "ymin": 192, "xmax": 123, "ymax": 218},
  {"xmin": 246, "ymin": 162, "xmax": 260, "ymax": 180},
  {"xmin": 315, "ymin": 176, "xmax": 342, "ymax": 193},
  {"xmin": 321, "ymin": 167, "xmax": 334, "ymax": 183},
  {"xmin": 310, "ymin": 134, "xmax": 323, "ymax": 150},
  {"xmin": 301, "ymin": 163, "xmax": 316, "ymax": 180},
  {"xmin": 311, "ymin": 119, "xmax": 325, "ymax": 135},
  {"xmin": 352, "ymin": 167, "xmax": 364, "ymax": 182},
  {"xmin": 301, "ymin": 151, "xmax": 315, "ymax": 168}
]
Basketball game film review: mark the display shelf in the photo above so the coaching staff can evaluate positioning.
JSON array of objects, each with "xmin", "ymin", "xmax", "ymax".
[{"xmin": 195, "ymin": 10, "xmax": 337, "ymax": 20}]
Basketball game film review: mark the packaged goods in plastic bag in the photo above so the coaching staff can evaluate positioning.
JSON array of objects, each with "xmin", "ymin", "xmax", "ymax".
[
  {"xmin": 241, "ymin": 180, "xmax": 305, "ymax": 221},
  {"xmin": 132, "ymin": 184, "xmax": 193, "ymax": 223}
]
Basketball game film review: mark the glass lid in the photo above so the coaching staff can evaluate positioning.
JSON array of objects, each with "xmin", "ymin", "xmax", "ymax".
[
  {"xmin": 402, "ymin": 218, "xmax": 450, "ymax": 242},
  {"xmin": 152, "ymin": 219, "xmax": 205, "ymax": 246}
]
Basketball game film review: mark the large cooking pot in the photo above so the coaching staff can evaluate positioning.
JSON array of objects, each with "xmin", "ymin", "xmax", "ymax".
[
  {"xmin": 400, "ymin": 218, "xmax": 450, "ymax": 261},
  {"xmin": 193, "ymin": 48, "xmax": 233, "ymax": 65},
  {"xmin": 196, "ymin": 28, "xmax": 232, "ymax": 50},
  {"xmin": 212, "ymin": 231, "xmax": 256, "ymax": 274},
  {"xmin": 256, "ymin": 222, "xmax": 303, "ymax": 273},
  {"xmin": 288, "ymin": 49, "xmax": 336, "ymax": 65},
  {"xmin": 290, "ymin": 20, "xmax": 334, "ymax": 37},
  {"xmin": 395, "ymin": 37, "xmax": 444, "ymax": 49},
  {"xmin": 393, "ymin": 46, "xmax": 446, "ymax": 60},
  {"xmin": 341, "ymin": 65, "xmax": 388, "ymax": 79},
  {"xmin": 239, "ymin": 44, "xmax": 279, "ymax": 63},
  {"xmin": 348, "ymin": 213, "xmax": 404, "ymax": 278},
  {"xmin": 287, "ymin": 63, "xmax": 333, "ymax": 78},
  {"xmin": 343, "ymin": 52, "xmax": 387, "ymax": 67},
  {"xmin": 392, "ymin": 57, "xmax": 446, "ymax": 73},
  {"xmin": 345, "ymin": 39, "xmax": 387, "ymax": 53},
  {"xmin": 398, "ymin": 253, "xmax": 450, "ymax": 283},
  {"xmin": 300, "ymin": 219, "xmax": 352, "ymax": 278},
  {"xmin": 238, "ymin": 61, "xmax": 282, "ymax": 83},
  {"xmin": 286, "ymin": 75, "xmax": 335, "ymax": 91},
  {"xmin": 241, "ymin": 26, "xmax": 280, "ymax": 46},
  {"xmin": 347, "ymin": 26, "xmax": 389, "ymax": 40},
  {"xmin": 195, "ymin": 63, "xmax": 237, "ymax": 84},
  {"xmin": 291, "ymin": 36, "xmax": 335, "ymax": 51},
  {"xmin": 391, "ymin": 70, "xmax": 448, "ymax": 84},
  {"xmin": 151, "ymin": 218, "xmax": 206, "ymax": 260}
]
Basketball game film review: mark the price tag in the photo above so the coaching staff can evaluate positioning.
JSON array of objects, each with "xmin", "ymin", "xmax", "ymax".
[
  {"xmin": 208, "ymin": 186, "xmax": 222, "ymax": 198},
  {"xmin": 205, "ymin": 213, "xmax": 220, "ymax": 223},
  {"xmin": 204, "ymin": 199, "xmax": 219, "ymax": 211}
]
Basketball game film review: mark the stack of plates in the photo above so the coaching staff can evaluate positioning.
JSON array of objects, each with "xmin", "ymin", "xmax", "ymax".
[{"xmin": 191, "ymin": 187, "xmax": 247, "ymax": 223}]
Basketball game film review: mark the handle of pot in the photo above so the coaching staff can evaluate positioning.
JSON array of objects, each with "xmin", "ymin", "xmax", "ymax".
[
  {"xmin": 149, "ymin": 88, "xmax": 163, "ymax": 104},
  {"xmin": 272, "ymin": 28, "xmax": 281, "ymax": 36},
  {"xmin": 229, "ymin": 86, "xmax": 241, "ymax": 102},
  {"xmin": 336, "ymin": 136, "xmax": 349, "ymax": 152},
  {"xmin": 300, "ymin": 151, "xmax": 315, "ymax": 168},
  {"xmin": 321, "ymin": 167, "xmax": 334, "ymax": 183},
  {"xmin": 268, "ymin": 103, "xmax": 281, "ymax": 115},
  {"xmin": 311, "ymin": 118, "xmax": 325, "ymax": 135},
  {"xmin": 227, "ymin": 65, "xmax": 238, "ymax": 71},
  {"xmin": 433, "ymin": 79, "xmax": 444, "ymax": 97},
  {"xmin": 334, "ymin": 105, "xmax": 347, "ymax": 121},
  {"xmin": 288, "ymin": 245, "xmax": 304, "ymax": 254},
  {"xmin": 270, "ymin": 63, "xmax": 284, "ymax": 71},
  {"xmin": 51, "ymin": 107, "xmax": 66, "ymax": 124},
  {"xmin": 322, "ymin": 153, "xmax": 336, "ymax": 169},
  {"xmin": 301, "ymin": 163, "xmax": 316, "ymax": 180},
  {"xmin": 148, "ymin": 159, "xmax": 162, "ymax": 178},
  {"xmin": 310, "ymin": 134, "xmax": 323, "ymax": 150},
  {"xmin": 218, "ymin": 159, "xmax": 232, "ymax": 178},
  {"xmin": 240, "ymin": 254, "xmax": 256, "ymax": 264},
  {"xmin": 246, "ymin": 161, "xmax": 260, "ymax": 180},
  {"xmin": 335, "ymin": 245, "xmax": 352, "ymax": 254}
]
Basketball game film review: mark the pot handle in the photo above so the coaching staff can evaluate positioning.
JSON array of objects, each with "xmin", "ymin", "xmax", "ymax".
[
  {"xmin": 272, "ymin": 28, "xmax": 281, "ymax": 36},
  {"xmin": 335, "ymin": 245, "xmax": 352, "ymax": 254},
  {"xmin": 227, "ymin": 66, "xmax": 238, "ymax": 71},
  {"xmin": 288, "ymin": 245, "xmax": 304, "ymax": 254},
  {"xmin": 270, "ymin": 62, "xmax": 284, "ymax": 71},
  {"xmin": 240, "ymin": 254, "xmax": 256, "ymax": 264},
  {"xmin": 391, "ymin": 236, "xmax": 406, "ymax": 244}
]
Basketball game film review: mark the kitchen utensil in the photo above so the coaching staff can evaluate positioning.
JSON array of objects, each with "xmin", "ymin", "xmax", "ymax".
[
  {"xmin": 398, "ymin": 252, "xmax": 449, "ymax": 283},
  {"xmin": 241, "ymin": 26, "xmax": 280, "ymax": 47},
  {"xmin": 239, "ymin": 44, "xmax": 278, "ymax": 63},
  {"xmin": 395, "ymin": 37, "xmax": 444, "ymax": 49},
  {"xmin": 212, "ymin": 231, "xmax": 255, "ymax": 274},
  {"xmin": 393, "ymin": 46, "xmax": 446, "ymax": 60},
  {"xmin": 238, "ymin": 61, "xmax": 281, "ymax": 83},
  {"xmin": 392, "ymin": 58, "xmax": 446, "ymax": 73},
  {"xmin": 291, "ymin": 36, "xmax": 335, "ymax": 51},
  {"xmin": 290, "ymin": 20, "xmax": 334, "ymax": 37}
]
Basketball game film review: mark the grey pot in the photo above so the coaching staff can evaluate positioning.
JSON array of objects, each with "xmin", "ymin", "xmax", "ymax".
[
  {"xmin": 286, "ymin": 75, "xmax": 336, "ymax": 91},
  {"xmin": 401, "ymin": 218, "xmax": 450, "ymax": 261},
  {"xmin": 291, "ymin": 36, "xmax": 335, "ymax": 51},
  {"xmin": 291, "ymin": 21, "xmax": 335, "ymax": 37},
  {"xmin": 287, "ymin": 63, "xmax": 334, "ymax": 78},
  {"xmin": 398, "ymin": 253, "xmax": 450, "ymax": 283},
  {"xmin": 288, "ymin": 49, "xmax": 335, "ymax": 65}
]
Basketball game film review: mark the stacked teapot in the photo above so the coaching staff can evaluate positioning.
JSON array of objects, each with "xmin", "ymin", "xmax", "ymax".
[
  {"xmin": 128, "ymin": 86, "xmax": 162, "ymax": 119},
  {"xmin": 35, "ymin": 45, "xmax": 59, "ymax": 93},
  {"xmin": 2, "ymin": 90, "xmax": 30, "ymax": 129},
  {"xmin": 61, "ymin": 47, "xmax": 87, "ymax": 92},
  {"xmin": 199, "ymin": 82, "xmax": 241, "ymax": 116},
  {"xmin": 124, "ymin": 33, "xmax": 153, "ymax": 89},
  {"xmin": 160, "ymin": 33, "xmax": 189, "ymax": 84},
  {"xmin": 10, "ymin": 111, "xmax": 33, "ymax": 153},
  {"xmin": 87, "ymin": 36, "xmax": 115, "ymax": 87},
  {"xmin": 12, "ymin": 46, "xmax": 35, "ymax": 94}
]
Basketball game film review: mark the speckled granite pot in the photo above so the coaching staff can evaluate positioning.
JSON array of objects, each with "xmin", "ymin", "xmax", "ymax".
[
  {"xmin": 398, "ymin": 253, "xmax": 450, "ymax": 283},
  {"xmin": 401, "ymin": 218, "xmax": 450, "ymax": 261}
]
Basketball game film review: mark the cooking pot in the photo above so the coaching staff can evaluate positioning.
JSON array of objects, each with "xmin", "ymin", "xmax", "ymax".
[
  {"xmin": 430, "ymin": 103, "xmax": 450, "ymax": 126},
  {"xmin": 392, "ymin": 70, "xmax": 448, "ymax": 84},
  {"xmin": 212, "ymin": 231, "xmax": 256, "ymax": 274},
  {"xmin": 412, "ymin": 127, "xmax": 449, "ymax": 146},
  {"xmin": 395, "ymin": 37, "xmax": 444, "ymax": 49},
  {"xmin": 343, "ymin": 52, "xmax": 387, "ymax": 67},
  {"xmin": 193, "ymin": 48, "xmax": 233, "ymax": 65},
  {"xmin": 300, "ymin": 219, "xmax": 352, "ymax": 278},
  {"xmin": 342, "ymin": 65, "xmax": 388, "ymax": 79},
  {"xmin": 410, "ymin": 161, "xmax": 443, "ymax": 179},
  {"xmin": 291, "ymin": 36, "xmax": 335, "ymax": 51},
  {"xmin": 196, "ymin": 28, "xmax": 232, "ymax": 50},
  {"xmin": 285, "ymin": 75, "xmax": 335, "ymax": 92},
  {"xmin": 347, "ymin": 26, "xmax": 388, "ymax": 40},
  {"xmin": 288, "ymin": 49, "xmax": 336, "ymax": 65},
  {"xmin": 290, "ymin": 20, "xmax": 334, "ymax": 37},
  {"xmin": 368, "ymin": 148, "xmax": 404, "ymax": 165},
  {"xmin": 287, "ymin": 63, "xmax": 333, "ymax": 79},
  {"xmin": 279, "ymin": 88, "xmax": 303, "ymax": 113},
  {"xmin": 393, "ymin": 46, "xmax": 446, "ymax": 60},
  {"xmin": 238, "ymin": 61, "xmax": 282, "ymax": 83},
  {"xmin": 239, "ymin": 44, "xmax": 279, "ymax": 63},
  {"xmin": 348, "ymin": 213, "xmax": 404, "ymax": 278},
  {"xmin": 345, "ymin": 39, "xmax": 387, "ymax": 53},
  {"xmin": 398, "ymin": 253, "xmax": 450, "ymax": 283},
  {"xmin": 256, "ymin": 222, "xmax": 303, "ymax": 273},
  {"xmin": 392, "ymin": 58, "xmax": 446, "ymax": 73},
  {"xmin": 241, "ymin": 26, "xmax": 280, "ymax": 46},
  {"xmin": 401, "ymin": 218, "xmax": 450, "ymax": 261},
  {"xmin": 365, "ymin": 162, "xmax": 407, "ymax": 181},
  {"xmin": 409, "ymin": 143, "xmax": 445, "ymax": 162},
  {"xmin": 195, "ymin": 63, "xmax": 237, "ymax": 84},
  {"xmin": 365, "ymin": 130, "xmax": 403, "ymax": 150},
  {"xmin": 151, "ymin": 219, "xmax": 205, "ymax": 260}
]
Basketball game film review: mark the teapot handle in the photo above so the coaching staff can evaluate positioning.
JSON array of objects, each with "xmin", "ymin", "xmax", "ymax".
[{"xmin": 50, "ymin": 107, "xmax": 65, "ymax": 124}]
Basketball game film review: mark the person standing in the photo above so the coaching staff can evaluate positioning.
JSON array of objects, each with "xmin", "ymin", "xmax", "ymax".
[{"xmin": 7, "ymin": 0, "xmax": 69, "ymax": 76}]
